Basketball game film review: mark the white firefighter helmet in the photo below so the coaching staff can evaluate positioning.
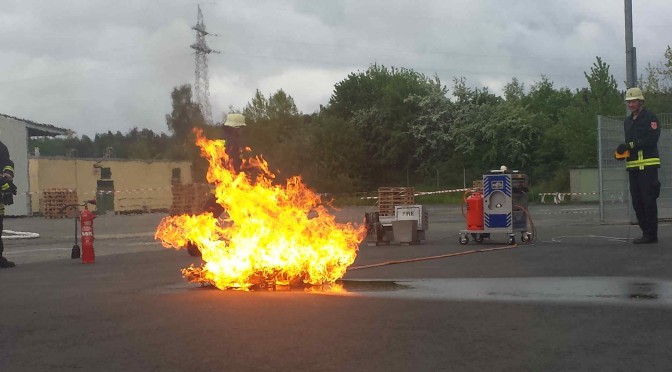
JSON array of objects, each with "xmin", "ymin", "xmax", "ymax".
[
  {"xmin": 224, "ymin": 113, "xmax": 246, "ymax": 127},
  {"xmin": 625, "ymin": 87, "xmax": 645, "ymax": 101}
]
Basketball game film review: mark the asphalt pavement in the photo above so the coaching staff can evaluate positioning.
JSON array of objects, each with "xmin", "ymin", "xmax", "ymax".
[{"xmin": 0, "ymin": 204, "xmax": 670, "ymax": 372}]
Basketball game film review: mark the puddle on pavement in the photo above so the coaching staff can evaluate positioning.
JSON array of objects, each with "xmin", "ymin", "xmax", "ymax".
[
  {"xmin": 338, "ymin": 280, "xmax": 411, "ymax": 292},
  {"xmin": 154, "ymin": 277, "xmax": 672, "ymax": 307},
  {"xmin": 338, "ymin": 277, "xmax": 672, "ymax": 307},
  {"xmin": 158, "ymin": 280, "xmax": 410, "ymax": 293},
  {"xmin": 152, "ymin": 280, "xmax": 413, "ymax": 293}
]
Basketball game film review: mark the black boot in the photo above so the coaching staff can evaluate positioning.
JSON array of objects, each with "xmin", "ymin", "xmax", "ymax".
[
  {"xmin": 0, "ymin": 256, "xmax": 15, "ymax": 268},
  {"xmin": 633, "ymin": 236, "xmax": 658, "ymax": 244}
]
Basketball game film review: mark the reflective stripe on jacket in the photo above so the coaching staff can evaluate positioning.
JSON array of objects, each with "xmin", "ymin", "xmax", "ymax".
[
  {"xmin": 623, "ymin": 108, "xmax": 661, "ymax": 171},
  {"xmin": 626, "ymin": 150, "xmax": 661, "ymax": 170}
]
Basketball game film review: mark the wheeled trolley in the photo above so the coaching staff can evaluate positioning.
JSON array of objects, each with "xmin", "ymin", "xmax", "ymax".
[
  {"xmin": 459, "ymin": 170, "xmax": 533, "ymax": 245},
  {"xmin": 459, "ymin": 230, "xmax": 533, "ymax": 245}
]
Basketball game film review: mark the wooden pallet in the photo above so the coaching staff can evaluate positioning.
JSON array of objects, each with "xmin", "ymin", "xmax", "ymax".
[
  {"xmin": 378, "ymin": 187, "xmax": 415, "ymax": 216},
  {"xmin": 170, "ymin": 183, "xmax": 212, "ymax": 215},
  {"xmin": 41, "ymin": 188, "xmax": 79, "ymax": 218}
]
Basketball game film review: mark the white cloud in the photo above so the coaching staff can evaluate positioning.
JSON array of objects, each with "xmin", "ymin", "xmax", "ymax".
[
  {"xmin": 258, "ymin": 67, "xmax": 352, "ymax": 113},
  {"xmin": 1, "ymin": 0, "xmax": 671, "ymax": 137}
]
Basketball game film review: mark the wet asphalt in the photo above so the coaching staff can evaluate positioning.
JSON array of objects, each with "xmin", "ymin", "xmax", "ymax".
[{"xmin": 0, "ymin": 204, "xmax": 670, "ymax": 372}]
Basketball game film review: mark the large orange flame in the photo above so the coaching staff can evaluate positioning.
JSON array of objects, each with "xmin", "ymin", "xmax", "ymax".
[{"xmin": 155, "ymin": 129, "xmax": 365, "ymax": 290}]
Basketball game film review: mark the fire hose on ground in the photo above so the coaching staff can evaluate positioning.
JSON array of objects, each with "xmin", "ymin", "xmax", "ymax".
[{"xmin": 348, "ymin": 243, "xmax": 528, "ymax": 271}]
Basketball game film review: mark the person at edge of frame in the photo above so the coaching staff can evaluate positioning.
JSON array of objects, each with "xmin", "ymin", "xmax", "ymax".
[
  {"xmin": 614, "ymin": 87, "xmax": 661, "ymax": 244},
  {"xmin": 0, "ymin": 138, "xmax": 18, "ymax": 268}
]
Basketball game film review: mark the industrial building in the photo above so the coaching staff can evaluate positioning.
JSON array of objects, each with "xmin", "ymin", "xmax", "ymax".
[{"xmin": 2, "ymin": 113, "xmax": 193, "ymax": 216}]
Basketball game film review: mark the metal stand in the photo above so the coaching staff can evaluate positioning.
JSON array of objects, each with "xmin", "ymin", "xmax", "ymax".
[{"xmin": 71, "ymin": 216, "xmax": 80, "ymax": 259}]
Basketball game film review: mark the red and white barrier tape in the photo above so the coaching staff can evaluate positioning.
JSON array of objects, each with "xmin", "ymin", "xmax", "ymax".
[
  {"xmin": 18, "ymin": 187, "xmax": 175, "ymax": 197},
  {"xmin": 359, "ymin": 188, "xmax": 470, "ymax": 200}
]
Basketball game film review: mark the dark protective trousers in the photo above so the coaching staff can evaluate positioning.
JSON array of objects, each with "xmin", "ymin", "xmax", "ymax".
[
  {"xmin": 0, "ymin": 213, "xmax": 4, "ymax": 256},
  {"xmin": 628, "ymin": 167, "xmax": 660, "ymax": 239}
]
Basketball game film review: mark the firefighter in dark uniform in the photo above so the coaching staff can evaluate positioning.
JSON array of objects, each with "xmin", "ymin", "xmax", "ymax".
[
  {"xmin": 186, "ymin": 114, "xmax": 246, "ymax": 257},
  {"xmin": 197, "ymin": 121, "xmax": 244, "ymax": 217},
  {"xmin": 0, "ymin": 139, "xmax": 17, "ymax": 268},
  {"xmin": 615, "ymin": 87, "xmax": 661, "ymax": 244}
]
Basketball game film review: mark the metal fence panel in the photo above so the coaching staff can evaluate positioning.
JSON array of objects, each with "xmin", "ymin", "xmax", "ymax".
[{"xmin": 598, "ymin": 113, "xmax": 672, "ymax": 224}]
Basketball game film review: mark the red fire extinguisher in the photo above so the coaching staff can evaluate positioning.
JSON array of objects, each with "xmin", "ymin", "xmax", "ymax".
[
  {"xmin": 466, "ymin": 190, "xmax": 484, "ymax": 231},
  {"xmin": 80, "ymin": 200, "xmax": 97, "ymax": 264}
]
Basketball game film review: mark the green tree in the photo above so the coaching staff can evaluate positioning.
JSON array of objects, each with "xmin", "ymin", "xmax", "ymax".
[
  {"xmin": 527, "ymin": 58, "xmax": 622, "ymax": 190},
  {"xmin": 166, "ymin": 85, "xmax": 205, "ymax": 142},
  {"xmin": 519, "ymin": 77, "xmax": 574, "ymax": 185},
  {"xmin": 326, "ymin": 64, "xmax": 448, "ymax": 187},
  {"xmin": 642, "ymin": 46, "xmax": 672, "ymax": 113},
  {"xmin": 240, "ymin": 89, "xmax": 307, "ymax": 186},
  {"xmin": 71, "ymin": 135, "xmax": 94, "ymax": 157},
  {"xmin": 30, "ymin": 137, "xmax": 69, "ymax": 157},
  {"xmin": 568, "ymin": 57, "xmax": 621, "ymax": 166},
  {"xmin": 165, "ymin": 84, "xmax": 208, "ymax": 180},
  {"xmin": 553, "ymin": 57, "xmax": 621, "ymax": 169},
  {"xmin": 301, "ymin": 115, "xmax": 367, "ymax": 193},
  {"xmin": 448, "ymin": 79, "xmax": 540, "ymax": 173},
  {"xmin": 243, "ymin": 89, "xmax": 269, "ymax": 124},
  {"xmin": 405, "ymin": 78, "xmax": 455, "ymax": 180},
  {"xmin": 523, "ymin": 76, "xmax": 574, "ymax": 123},
  {"xmin": 241, "ymin": 89, "xmax": 302, "ymax": 125},
  {"xmin": 452, "ymin": 77, "xmax": 502, "ymax": 106},
  {"xmin": 503, "ymin": 78, "xmax": 526, "ymax": 103},
  {"xmin": 267, "ymin": 89, "xmax": 299, "ymax": 120},
  {"xmin": 582, "ymin": 57, "xmax": 623, "ymax": 115}
]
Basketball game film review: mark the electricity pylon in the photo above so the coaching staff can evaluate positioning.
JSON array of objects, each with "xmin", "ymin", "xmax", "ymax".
[{"xmin": 191, "ymin": 4, "xmax": 219, "ymax": 124}]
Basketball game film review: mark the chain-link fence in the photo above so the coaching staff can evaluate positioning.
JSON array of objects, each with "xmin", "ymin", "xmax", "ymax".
[{"xmin": 598, "ymin": 113, "xmax": 672, "ymax": 224}]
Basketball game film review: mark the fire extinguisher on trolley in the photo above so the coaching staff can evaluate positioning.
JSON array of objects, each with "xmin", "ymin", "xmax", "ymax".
[{"xmin": 464, "ymin": 189, "xmax": 484, "ymax": 231}]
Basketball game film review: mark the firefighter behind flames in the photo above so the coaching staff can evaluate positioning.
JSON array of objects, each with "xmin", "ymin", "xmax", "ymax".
[{"xmin": 186, "ymin": 114, "xmax": 245, "ymax": 257}]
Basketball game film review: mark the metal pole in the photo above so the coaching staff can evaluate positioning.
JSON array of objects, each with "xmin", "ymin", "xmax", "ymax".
[
  {"xmin": 597, "ymin": 116, "xmax": 605, "ymax": 223},
  {"xmin": 624, "ymin": 0, "xmax": 637, "ymax": 88},
  {"xmin": 463, "ymin": 167, "xmax": 466, "ymax": 189}
]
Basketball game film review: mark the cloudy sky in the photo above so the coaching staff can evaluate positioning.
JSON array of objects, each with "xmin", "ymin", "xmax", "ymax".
[{"xmin": 1, "ymin": 0, "xmax": 670, "ymax": 138}]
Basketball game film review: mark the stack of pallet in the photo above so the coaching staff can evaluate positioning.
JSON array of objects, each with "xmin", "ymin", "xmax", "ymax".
[
  {"xmin": 170, "ymin": 183, "xmax": 212, "ymax": 215},
  {"xmin": 41, "ymin": 188, "xmax": 79, "ymax": 218},
  {"xmin": 377, "ymin": 187, "xmax": 415, "ymax": 216}
]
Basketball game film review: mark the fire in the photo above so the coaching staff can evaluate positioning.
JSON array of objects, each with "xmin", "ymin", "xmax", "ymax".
[{"xmin": 155, "ymin": 129, "xmax": 366, "ymax": 290}]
